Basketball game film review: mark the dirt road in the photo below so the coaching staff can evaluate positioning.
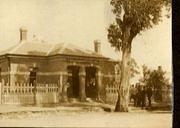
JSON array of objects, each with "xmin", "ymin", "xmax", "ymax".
[{"xmin": 0, "ymin": 110, "xmax": 172, "ymax": 128}]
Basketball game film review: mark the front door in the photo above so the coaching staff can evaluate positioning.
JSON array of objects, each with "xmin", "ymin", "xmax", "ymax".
[
  {"xmin": 85, "ymin": 67, "xmax": 97, "ymax": 98},
  {"xmin": 67, "ymin": 66, "xmax": 80, "ymax": 98}
]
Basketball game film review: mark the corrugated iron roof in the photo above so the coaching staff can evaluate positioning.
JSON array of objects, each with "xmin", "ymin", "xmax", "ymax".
[{"xmin": 0, "ymin": 40, "xmax": 106, "ymax": 58}]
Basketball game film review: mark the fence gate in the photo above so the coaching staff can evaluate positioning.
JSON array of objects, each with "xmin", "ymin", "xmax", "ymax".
[{"xmin": 105, "ymin": 84, "xmax": 118, "ymax": 103}]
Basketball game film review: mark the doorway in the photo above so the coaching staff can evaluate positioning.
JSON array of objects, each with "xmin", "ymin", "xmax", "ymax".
[
  {"xmin": 29, "ymin": 68, "xmax": 37, "ymax": 85},
  {"xmin": 67, "ymin": 66, "xmax": 80, "ymax": 98},
  {"xmin": 85, "ymin": 67, "xmax": 97, "ymax": 98}
]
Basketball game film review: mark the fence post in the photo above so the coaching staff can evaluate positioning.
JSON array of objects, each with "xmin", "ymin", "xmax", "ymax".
[
  {"xmin": 33, "ymin": 80, "xmax": 37, "ymax": 105},
  {"xmin": 1, "ymin": 79, "xmax": 5, "ymax": 104}
]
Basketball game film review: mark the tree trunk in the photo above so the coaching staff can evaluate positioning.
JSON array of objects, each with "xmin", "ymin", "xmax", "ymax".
[{"xmin": 115, "ymin": 27, "xmax": 132, "ymax": 112}]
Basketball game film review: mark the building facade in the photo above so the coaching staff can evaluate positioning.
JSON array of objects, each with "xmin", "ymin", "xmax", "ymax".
[{"xmin": 0, "ymin": 27, "xmax": 120, "ymax": 104}]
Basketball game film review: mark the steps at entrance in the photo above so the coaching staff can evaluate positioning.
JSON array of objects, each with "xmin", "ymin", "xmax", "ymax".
[
  {"xmin": 68, "ymin": 98, "xmax": 80, "ymax": 103},
  {"xmin": 86, "ymin": 98, "xmax": 96, "ymax": 103},
  {"xmin": 68, "ymin": 98, "xmax": 97, "ymax": 104}
]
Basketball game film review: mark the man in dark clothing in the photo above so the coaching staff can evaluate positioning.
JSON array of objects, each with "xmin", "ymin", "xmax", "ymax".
[
  {"xmin": 146, "ymin": 86, "xmax": 153, "ymax": 107},
  {"xmin": 130, "ymin": 84, "xmax": 138, "ymax": 107},
  {"xmin": 140, "ymin": 86, "xmax": 146, "ymax": 109},
  {"xmin": 136, "ymin": 85, "xmax": 141, "ymax": 107}
]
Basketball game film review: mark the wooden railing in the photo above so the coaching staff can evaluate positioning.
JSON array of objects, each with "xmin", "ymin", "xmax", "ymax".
[{"xmin": 1, "ymin": 82, "xmax": 59, "ymax": 105}]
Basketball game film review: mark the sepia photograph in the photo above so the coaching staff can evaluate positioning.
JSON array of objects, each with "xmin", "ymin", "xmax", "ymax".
[{"xmin": 0, "ymin": 0, "xmax": 172, "ymax": 127}]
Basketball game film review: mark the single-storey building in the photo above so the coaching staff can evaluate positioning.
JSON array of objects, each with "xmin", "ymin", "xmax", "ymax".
[{"xmin": 0, "ymin": 27, "xmax": 120, "ymax": 105}]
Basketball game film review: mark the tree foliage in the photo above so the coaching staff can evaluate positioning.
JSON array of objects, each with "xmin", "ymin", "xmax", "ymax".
[
  {"xmin": 107, "ymin": 0, "xmax": 171, "ymax": 112},
  {"xmin": 140, "ymin": 65, "xmax": 169, "ymax": 87},
  {"xmin": 129, "ymin": 58, "xmax": 140, "ymax": 78},
  {"xmin": 116, "ymin": 58, "xmax": 140, "ymax": 79},
  {"xmin": 107, "ymin": 0, "xmax": 171, "ymax": 51},
  {"xmin": 139, "ymin": 65, "xmax": 170, "ymax": 101}
]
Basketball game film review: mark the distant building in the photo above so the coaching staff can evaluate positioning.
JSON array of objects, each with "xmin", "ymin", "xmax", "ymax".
[{"xmin": 0, "ymin": 27, "xmax": 120, "ymax": 104}]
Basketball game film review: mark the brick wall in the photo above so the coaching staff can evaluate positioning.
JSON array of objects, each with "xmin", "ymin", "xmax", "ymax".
[{"xmin": 0, "ymin": 54, "xmax": 119, "ymax": 103}]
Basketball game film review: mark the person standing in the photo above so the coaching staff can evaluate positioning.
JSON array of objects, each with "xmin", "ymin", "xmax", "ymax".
[
  {"xmin": 133, "ymin": 85, "xmax": 138, "ymax": 107},
  {"xmin": 137, "ymin": 84, "xmax": 141, "ymax": 107},
  {"xmin": 130, "ymin": 84, "xmax": 138, "ymax": 107},
  {"xmin": 140, "ymin": 86, "xmax": 146, "ymax": 109},
  {"xmin": 62, "ymin": 80, "xmax": 70, "ymax": 102},
  {"xmin": 146, "ymin": 86, "xmax": 153, "ymax": 107}
]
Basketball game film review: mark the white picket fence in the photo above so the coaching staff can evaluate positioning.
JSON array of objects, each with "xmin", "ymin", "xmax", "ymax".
[
  {"xmin": 105, "ymin": 84, "xmax": 172, "ymax": 104},
  {"xmin": 0, "ymin": 82, "xmax": 59, "ymax": 105},
  {"xmin": 105, "ymin": 84, "xmax": 118, "ymax": 103},
  {"xmin": 35, "ymin": 83, "xmax": 59, "ymax": 104}
]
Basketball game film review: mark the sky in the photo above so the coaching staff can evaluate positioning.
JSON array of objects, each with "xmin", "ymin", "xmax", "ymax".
[{"xmin": 0, "ymin": 0, "xmax": 172, "ymax": 83}]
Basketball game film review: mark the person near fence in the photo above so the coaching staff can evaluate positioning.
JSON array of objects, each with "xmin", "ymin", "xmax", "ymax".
[
  {"xmin": 146, "ymin": 86, "xmax": 153, "ymax": 107},
  {"xmin": 140, "ymin": 86, "xmax": 146, "ymax": 109},
  {"xmin": 130, "ymin": 84, "xmax": 138, "ymax": 107},
  {"xmin": 136, "ymin": 84, "xmax": 141, "ymax": 107},
  {"xmin": 130, "ymin": 84, "xmax": 134, "ymax": 102},
  {"xmin": 62, "ymin": 80, "xmax": 71, "ymax": 102}
]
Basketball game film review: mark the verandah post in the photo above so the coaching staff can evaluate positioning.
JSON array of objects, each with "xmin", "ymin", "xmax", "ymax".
[{"xmin": 79, "ymin": 66, "xmax": 86, "ymax": 101}]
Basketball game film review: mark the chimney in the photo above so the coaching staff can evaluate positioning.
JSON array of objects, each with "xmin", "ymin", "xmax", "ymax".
[
  {"xmin": 19, "ymin": 26, "xmax": 27, "ymax": 42},
  {"xmin": 94, "ymin": 40, "xmax": 101, "ymax": 54}
]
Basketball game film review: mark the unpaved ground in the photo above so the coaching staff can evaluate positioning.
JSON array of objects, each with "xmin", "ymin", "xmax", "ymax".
[{"xmin": 0, "ymin": 110, "xmax": 172, "ymax": 128}]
